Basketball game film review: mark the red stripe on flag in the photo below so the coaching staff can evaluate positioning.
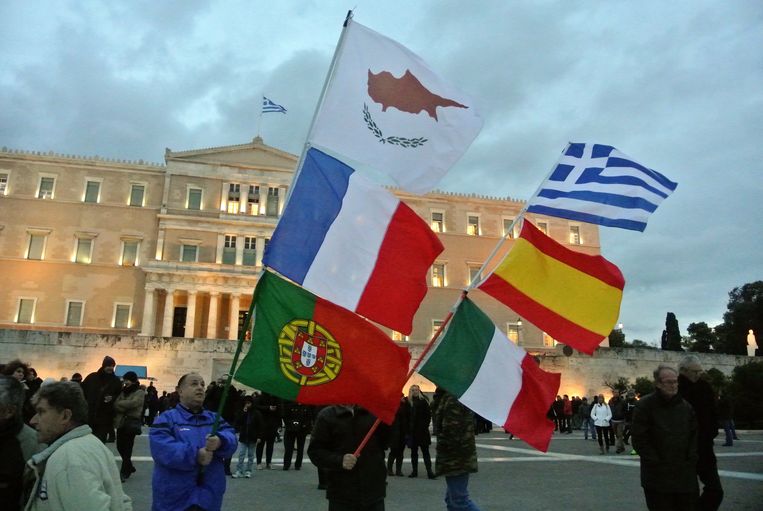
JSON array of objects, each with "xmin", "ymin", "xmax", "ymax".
[
  {"xmin": 297, "ymin": 297, "xmax": 411, "ymax": 424},
  {"xmin": 504, "ymin": 354, "xmax": 560, "ymax": 452},
  {"xmin": 520, "ymin": 222, "xmax": 624, "ymax": 290},
  {"xmin": 480, "ymin": 274, "xmax": 606, "ymax": 354},
  {"xmin": 356, "ymin": 203, "xmax": 444, "ymax": 335}
]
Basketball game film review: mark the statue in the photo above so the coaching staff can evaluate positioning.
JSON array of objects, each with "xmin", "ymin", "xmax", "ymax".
[{"xmin": 747, "ymin": 329, "xmax": 758, "ymax": 357}]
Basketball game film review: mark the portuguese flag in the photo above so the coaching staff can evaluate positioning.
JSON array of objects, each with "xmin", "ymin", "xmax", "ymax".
[
  {"xmin": 234, "ymin": 271, "xmax": 411, "ymax": 424},
  {"xmin": 418, "ymin": 298, "xmax": 560, "ymax": 452}
]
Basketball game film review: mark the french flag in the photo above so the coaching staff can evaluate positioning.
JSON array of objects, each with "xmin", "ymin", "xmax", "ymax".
[{"xmin": 263, "ymin": 148, "xmax": 443, "ymax": 335}]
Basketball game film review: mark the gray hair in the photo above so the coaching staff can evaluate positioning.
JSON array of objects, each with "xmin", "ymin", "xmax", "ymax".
[
  {"xmin": 32, "ymin": 381, "xmax": 89, "ymax": 425},
  {"xmin": 653, "ymin": 365, "xmax": 677, "ymax": 382},
  {"xmin": 0, "ymin": 376, "xmax": 25, "ymax": 427},
  {"xmin": 679, "ymin": 355, "xmax": 702, "ymax": 372}
]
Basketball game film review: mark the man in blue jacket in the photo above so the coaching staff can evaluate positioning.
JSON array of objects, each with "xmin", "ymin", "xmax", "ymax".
[{"xmin": 150, "ymin": 373, "xmax": 237, "ymax": 511}]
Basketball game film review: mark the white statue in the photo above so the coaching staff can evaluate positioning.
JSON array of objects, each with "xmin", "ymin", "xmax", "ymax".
[{"xmin": 747, "ymin": 329, "xmax": 758, "ymax": 357}]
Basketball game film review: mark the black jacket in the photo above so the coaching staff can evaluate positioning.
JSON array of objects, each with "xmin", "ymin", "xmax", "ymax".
[
  {"xmin": 631, "ymin": 391, "xmax": 698, "ymax": 493},
  {"xmin": 404, "ymin": 396, "xmax": 432, "ymax": 446},
  {"xmin": 81, "ymin": 368, "xmax": 123, "ymax": 426},
  {"xmin": 308, "ymin": 406, "xmax": 388, "ymax": 507},
  {"xmin": 235, "ymin": 406, "xmax": 264, "ymax": 443},
  {"xmin": 678, "ymin": 374, "xmax": 719, "ymax": 444}
]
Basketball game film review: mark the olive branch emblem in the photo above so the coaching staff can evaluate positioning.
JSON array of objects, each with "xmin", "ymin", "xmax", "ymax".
[{"xmin": 363, "ymin": 104, "xmax": 428, "ymax": 148}]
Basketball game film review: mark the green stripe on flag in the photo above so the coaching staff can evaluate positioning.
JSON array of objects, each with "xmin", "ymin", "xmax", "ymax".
[
  {"xmin": 419, "ymin": 298, "xmax": 495, "ymax": 397},
  {"xmin": 234, "ymin": 271, "xmax": 317, "ymax": 399}
]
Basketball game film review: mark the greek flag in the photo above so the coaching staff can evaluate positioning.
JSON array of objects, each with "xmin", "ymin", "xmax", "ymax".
[
  {"xmin": 527, "ymin": 143, "xmax": 677, "ymax": 232},
  {"xmin": 262, "ymin": 96, "xmax": 287, "ymax": 114}
]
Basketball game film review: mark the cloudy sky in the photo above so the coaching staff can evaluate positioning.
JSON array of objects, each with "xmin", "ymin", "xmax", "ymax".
[{"xmin": 2, "ymin": 1, "xmax": 761, "ymax": 345}]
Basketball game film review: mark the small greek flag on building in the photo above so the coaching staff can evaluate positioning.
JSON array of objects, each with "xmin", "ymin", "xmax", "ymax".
[
  {"xmin": 527, "ymin": 143, "xmax": 678, "ymax": 232},
  {"xmin": 262, "ymin": 96, "xmax": 287, "ymax": 114}
]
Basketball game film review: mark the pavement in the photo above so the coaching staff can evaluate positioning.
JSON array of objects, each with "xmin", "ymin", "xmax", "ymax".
[{"xmin": 117, "ymin": 429, "xmax": 763, "ymax": 510}]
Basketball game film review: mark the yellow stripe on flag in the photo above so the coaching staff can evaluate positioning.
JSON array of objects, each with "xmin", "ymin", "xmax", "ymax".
[{"xmin": 493, "ymin": 238, "xmax": 623, "ymax": 336}]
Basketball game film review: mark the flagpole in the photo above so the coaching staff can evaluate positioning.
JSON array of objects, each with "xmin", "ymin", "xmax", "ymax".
[
  {"xmin": 257, "ymin": 96, "xmax": 264, "ymax": 138},
  {"xmin": 283, "ymin": 10, "xmax": 355, "ymax": 209},
  {"xmin": 352, "ymin": 290, "xmax": 467, "ymax": 457},
  {"xmin": 466, "ymin": 146, "xmax": 567, "ymax": 290}
]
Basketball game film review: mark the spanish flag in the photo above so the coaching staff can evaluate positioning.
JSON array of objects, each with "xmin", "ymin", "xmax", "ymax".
[{"xmin": 478, "ymin": 221, "xmax": 624, "ymax": 354}]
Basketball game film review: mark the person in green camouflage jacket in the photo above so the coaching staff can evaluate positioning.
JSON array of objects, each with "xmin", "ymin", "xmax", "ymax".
[{"xmin": 432, "ymin": 387, "xmax": 481, "ymax": 511}]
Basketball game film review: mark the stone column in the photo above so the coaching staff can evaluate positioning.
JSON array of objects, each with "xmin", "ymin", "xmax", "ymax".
[
  {"xmin": 256, "ymin": 237, "xmax": 265, "ymax": 267},
  {"xmin": 235, "ymin": 237, "xmax": 244, "ymax": 265},
  {"xmin": 228, "ymin": 294, "xmax": 240, "ymax": 340},
  {"xmin": 140, "ymin": 288, "xmax": 156, "ymax": 336},
  {"xmin": 161, "ymin": 289, "xmax": 175, "ymax": 337},
  {"xmin": 185, "ymin": 291, "xmax": 197, "ymax": 338},
  {"xmin": 207, "ymin": 292, "xmax": 220, "ymax": 339}
]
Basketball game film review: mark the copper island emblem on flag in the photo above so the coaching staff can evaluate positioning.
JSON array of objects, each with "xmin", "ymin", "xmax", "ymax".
[{"xmin": 278, "ymin": 319, "xmax": 342, "ymax": 386}]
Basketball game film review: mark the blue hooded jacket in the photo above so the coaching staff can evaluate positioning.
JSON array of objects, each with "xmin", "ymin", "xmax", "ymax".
[{"xmin": 149, "ymin": 404, "xmax": 237, "ymax": 511}]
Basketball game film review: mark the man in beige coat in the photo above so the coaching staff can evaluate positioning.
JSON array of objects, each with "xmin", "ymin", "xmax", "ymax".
[{"xmin": 25, "ymin": 381, "xmax": 131, "ymax": 510}]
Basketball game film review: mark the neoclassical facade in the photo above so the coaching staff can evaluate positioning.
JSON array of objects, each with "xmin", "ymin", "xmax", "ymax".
[{"xmin": 0, "ymin": 138, "xmax": 603, "ymax": 351}]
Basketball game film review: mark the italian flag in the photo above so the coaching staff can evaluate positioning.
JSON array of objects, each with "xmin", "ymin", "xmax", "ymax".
[
  {"xmin": 234, "ymin": 271, "xmax": 411, "ymax": 424},
  {"xmin": 419, "ymin": 298, "xmax": 560, "ymax": 452}
]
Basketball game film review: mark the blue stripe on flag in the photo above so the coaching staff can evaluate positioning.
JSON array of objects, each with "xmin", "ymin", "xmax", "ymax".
[
  {"xmin": 548, "ymin": 164, "xmax": 577, "ymax": 182},
  {"xmin": 591, "ymin": 144, "xmax": 615, "ymax": 158},
  {"xmin": 263, "ymin": 148, "xmax": 353, "ymax": 282},
  {"xmin": 566, "ymin": 143, "xmax": 586, "ymax": 158},
  {"xmin": 606, "ymin": 157, "xmax": 678, "ymax": 191},
  {"xmin": 536, "ymin": 189, "xmax": 658, "ymax": 212},
  {"xmin": 526, "ymin": 204, "xmax": 648, "ymax": 232},
  {"xmin": 577, "ymin": 168, "xmax": 672, "ymax": 199}
]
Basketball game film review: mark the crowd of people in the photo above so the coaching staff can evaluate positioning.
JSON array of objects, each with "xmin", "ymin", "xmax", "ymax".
[{"xmin": 0, "ymin": 353, "xmax": 731, "ymax": 510}]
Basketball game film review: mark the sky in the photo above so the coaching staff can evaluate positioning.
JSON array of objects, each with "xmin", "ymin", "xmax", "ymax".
[{"xmin": 1, "ymin": 1, "xmax": 761, "ymax": 345}]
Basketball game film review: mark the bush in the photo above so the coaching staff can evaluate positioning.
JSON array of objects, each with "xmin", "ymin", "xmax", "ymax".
[
  {"xmin": 633, "ymin": 376, "xmax": 654, "ymax": 398},
  {"xmin": 729, "ymin": 361, "xmax": 763, "ymax": 428}
]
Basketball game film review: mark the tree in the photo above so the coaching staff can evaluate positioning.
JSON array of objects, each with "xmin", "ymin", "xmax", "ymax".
[
  {"xmin": 682, "ymin": 322, "xmax": 717, "ymax": 353},
  {"xmin": 633, "ymin": 376, "xmax": 655, "ymax": 397},
  {"xmin": 608, "ymin": 328, "xmax": 625, "ymax": 347},
  {"xmin": 728, "ymin": 360, "xmax": 763, "ymax": 427},
  {"xmin": 628, "ymin": 339, "xmax": 655, "ymax": 349},
  {"xmin": 704, "ymin": 367, "xmax": 728, "ymax": 394},
  {"xmin": 603, "ymin": 376, "xmax": 630, "ymax": 395},
  {"xmin": 714, "ymin": 281, "xmax": 763, "ymax": 355},
  {"xmin": 663, "ymin": 312, "xmax": 683, "ymax": 351}
]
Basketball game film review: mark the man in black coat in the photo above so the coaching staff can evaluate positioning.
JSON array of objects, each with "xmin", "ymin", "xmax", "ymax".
[
  {"xmin": 308, "ymin": 405, "xmax": 389, "ymax": 511},
  {"xmin": 632, "ymin": 365, "xmax": 698, "ymax": 510},
  {"xmin": 81, "ymin": 355, "xmax": 123, "ymax": 443},
  {"xmin": 678, "ymin": 355, "xmax": 723, "ymax": 511}
]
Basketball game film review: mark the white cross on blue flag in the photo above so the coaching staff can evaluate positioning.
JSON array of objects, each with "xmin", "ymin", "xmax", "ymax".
[
  {"xmin": 527, "ymin": 143, "xmax": 677, "ymax": 232},
  {"xmin": 262, "ymin": 96, "xmax": 287, "ymax": 114}
]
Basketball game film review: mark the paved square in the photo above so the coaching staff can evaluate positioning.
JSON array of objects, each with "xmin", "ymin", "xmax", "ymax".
[{"xmin": 120, "ymin": 429, "xmax": 763, "ymax": 510}]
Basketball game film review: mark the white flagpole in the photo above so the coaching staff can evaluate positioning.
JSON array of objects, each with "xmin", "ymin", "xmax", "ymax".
[
  {"xmin": 257, "ymin": 96, "xmax": 264, "ymax": 138},
  {"xmin": 465, "ymin": 144, "xmax": 568, "ymax": 291},
  {"xmin": 282, "ymin": 10, "xmax": 356, "ymax": 208}
]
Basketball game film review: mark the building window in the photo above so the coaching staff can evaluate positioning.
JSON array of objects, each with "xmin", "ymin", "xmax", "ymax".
[
  {"xmin": 569, "ymin": 225, "xmax": 581, "ymax": 245},
  {"xmin": 0, "ymin": 172, "xmax": 9, "ymax": 195},
  {"xmin": 129, "ymin": 184, "xmax": 145, "ymax": 207},
  {"xmin": 467, "ymin": 215, "xmax": 480, "ymax": 236},
  {"xmin": 391, "ymin": 331, "xmax": 409, "ymax": 342},
  {"xmin": 84, "ymin": 180, "xmax": 101, "ymax": 203},
  {"xmin": 248, "ymin": 186, "xmax": 260, "ymax": 215},
  {"xmin": 113, "ymin": 303, "xmax": 132, "ymax": 329},
  {"xmin": 507, "ymin": 322, "xmax": 520, "ymax": 344},
  {"xmin": 431, "ymin": 211, "xmax": 445, "ymax": 233},
  {"xmin": 66, "ymin": 301, "xmax": 84, "ymax": 327},
  {"xmin": 503, "ymin": 218, "xmax": 517, "ymax": 239},
  {"xmin": 543, "ymin": 332, "xmax": 557, "ymax": 347},
  {"xmin": 468, "ymin": 265, "xmax": 481, "ymax": 286},
  {"xmin": 432, "ymin": 319, "xmax": 444, "ymax": 338},
  {"xmin": 181, "ymin": 244, "xmax": 198, "ymax": 262},
  {"xmin": 187, "ymin": 187, "xmax": 202, "ymax": 210},
  {"xmin": 266, "ymin": 187, "xmax": 280, "ymax": 216},
  {"xmin": 243, "ymin": 237, "xmax": 256, "ymax": 266},
  {"xmin": 223, "ymin": 235, "xmax": 237, "ymax": 265},
  {"xmin": 27, "ymin": 233, "xmax": 47, "ymax": 260},
  {"xmin": 121, "ymin": 240, "xmax": 139, "ymax": 267},
  {"xmin": 432, "ymin": 263, "xmax": 446, "ymax": 288},
  {"xmin": 38, "ymin": 176, "xmax": 55, "ymax": 199},
  {"xmin": 227, "ymin": 184, "xmax": 240, "ymax": 214},
  {"xmin": 75, "ymin": 238, "xmax": 93, "ymax": 264},
  {"xmin": 536, "ymin": 221, "xmax": 549, "ymax": 235},
  {"xmin": 16, "ymin": 298, "xmax": 36, "ymax": 324}
]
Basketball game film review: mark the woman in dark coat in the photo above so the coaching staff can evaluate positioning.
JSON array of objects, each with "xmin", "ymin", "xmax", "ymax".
[
  {"xmin": 405, "ymin": 384, "xmax": 435, "ymax": 479},
  {"xmin": 254, "ymin": 391, "xmax": 282, "ymax": 469}
]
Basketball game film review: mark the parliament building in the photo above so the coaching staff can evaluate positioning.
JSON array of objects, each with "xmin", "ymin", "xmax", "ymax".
[{"xmin": 0, "ymin": 138, "xmax": 604, "ymax": 358}]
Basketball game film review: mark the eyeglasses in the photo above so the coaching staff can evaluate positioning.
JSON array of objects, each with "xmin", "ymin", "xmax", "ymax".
[{"xmin": 660, "ymin": 380, "xmax": 678, "ymax": 385}]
